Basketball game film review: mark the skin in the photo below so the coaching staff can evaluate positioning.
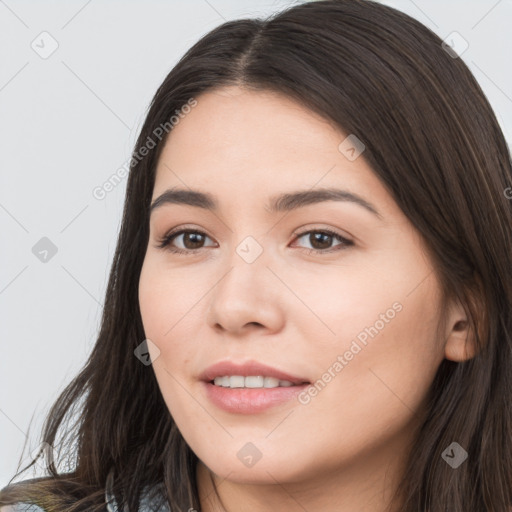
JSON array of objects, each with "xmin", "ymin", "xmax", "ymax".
[{"xmin": 138, "ymin": 85, "xmax": 475, "ymax": 512}]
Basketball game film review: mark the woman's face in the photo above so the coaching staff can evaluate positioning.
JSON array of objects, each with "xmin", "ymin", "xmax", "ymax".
[{"xmin": 138, "ymin": 85, "xmax": 457, "ymax": 488}]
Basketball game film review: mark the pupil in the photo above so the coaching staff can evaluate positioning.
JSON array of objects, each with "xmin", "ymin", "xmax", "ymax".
[
  {"xmin": 184, "ymin": 232, "xmax": 204, "ymax": 249},
  {"xmin": 311, "ymin": 232, "xmax": 331, "ymax": 249}
]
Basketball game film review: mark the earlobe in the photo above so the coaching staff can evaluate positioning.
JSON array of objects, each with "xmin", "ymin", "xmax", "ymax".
[
  {"xmin": 441, "ymin": 288, "xmax": 483, "ymax": 363},
  {"xmin": 444, "ymin": 318, "xmax": 477, "ymax": 362}
]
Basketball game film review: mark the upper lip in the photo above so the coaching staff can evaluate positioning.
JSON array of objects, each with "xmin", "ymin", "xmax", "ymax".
[{"xmin": 200, "ymin": 360, "xmax": 310, "ymax": 385}]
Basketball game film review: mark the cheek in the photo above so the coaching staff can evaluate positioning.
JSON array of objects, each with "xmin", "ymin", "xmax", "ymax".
[
  {"xmin": 138, "ymin": 259, "xmax": 211, "ymax": 387},
  {"xmin": 138, "ymin": 258, "xmax": 202, "ymax": 342},
  {"xmin": 301, "ymin": 263, "xmax": 444, "ymax": 414},
  {"xmin": 313, "ymin": 285, "xmax": 443, "ymax": 425},
  {"xmin": 138, "ymin": 262, "xmax": 199, "ymax": 415}
]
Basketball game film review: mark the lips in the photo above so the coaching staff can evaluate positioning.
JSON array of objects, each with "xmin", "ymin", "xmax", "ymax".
[{"xmin": 199, "ymin": 360, "xmax": 310, "ymax": 385}]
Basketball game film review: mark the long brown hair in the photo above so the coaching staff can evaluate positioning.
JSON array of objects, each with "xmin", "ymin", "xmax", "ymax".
[{"xmin": 2, "ymin": 1, "xmax": 511, "ymax": 510}]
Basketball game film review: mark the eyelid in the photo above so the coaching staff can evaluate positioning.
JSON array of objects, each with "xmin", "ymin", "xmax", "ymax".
[{"xmin": 292, "ymin": 223, "xmax": 353, "ymax": 240}]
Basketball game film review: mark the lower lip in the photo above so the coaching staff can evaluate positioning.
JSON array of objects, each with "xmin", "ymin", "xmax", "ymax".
[{"xmin": 202, "ymin": 381, "xmax": 311, "ymax": 414}]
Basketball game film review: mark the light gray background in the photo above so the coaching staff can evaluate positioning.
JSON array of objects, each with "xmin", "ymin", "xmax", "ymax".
[{"xmin": 1, "ymin": 0, "xmax": 511, "ymax": 488}]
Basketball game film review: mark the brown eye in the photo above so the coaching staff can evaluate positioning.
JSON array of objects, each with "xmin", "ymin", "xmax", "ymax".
[
  {"xmin": 308, "ymin": 232, "xmax": 333, "ymax": 250},
  {"xmin": 293, "ymin": 229, "xmax": 354, "ymax": 254},
  {"xmin": 180, "ymin": 232, "xmax": 206, "ymax": 249},
  {"xmin": 157, "ymin": 229, "xmax": 216, "ymax": 253}
]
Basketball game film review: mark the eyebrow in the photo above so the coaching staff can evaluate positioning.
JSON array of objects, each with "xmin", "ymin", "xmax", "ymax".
[{"xmin": 149, "ymin": 187, "xmax": 382, "ymax": 219}]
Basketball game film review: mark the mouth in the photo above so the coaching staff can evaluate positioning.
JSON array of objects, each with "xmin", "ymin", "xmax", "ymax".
[{"xmin": 199, "ymin": 360, "xmax": 311, "ymax": 414}]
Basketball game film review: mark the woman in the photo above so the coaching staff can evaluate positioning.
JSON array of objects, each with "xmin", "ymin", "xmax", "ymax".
[{"xmin": 2, "ymin": 0, "xmax": 511, "ymax": 510}]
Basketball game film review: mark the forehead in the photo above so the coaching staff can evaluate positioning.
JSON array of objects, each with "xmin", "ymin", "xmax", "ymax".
[
  {"xmin": 152, "ymin": 86, "xmax": 393, "ymax": 217},
  {"xmin": 159, "ymin": 85, "xmax": 342, "ymax": 164}
]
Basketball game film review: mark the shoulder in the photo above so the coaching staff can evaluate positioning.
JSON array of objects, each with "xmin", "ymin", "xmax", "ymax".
[
  {"xmin": 105, "ymin": 478, "xmax": 170, "ymax": 512},
  {"xmin": 1, "ymin": 484, "xmax": 169, "ymax": 512},
  {"xmin": 106, "ymin": 469, "xmax": 171, "ymax": 511},
  {"xmin": 0, "ymin": 476, "xmax": 55, "ymax": 512},
  {"xmin": 1, "ymin": 505, "xmax": 46, "ymax": 512},
  {"xmin": 139, "ymin": 482, "xmax": 171, "ymax": 511}
]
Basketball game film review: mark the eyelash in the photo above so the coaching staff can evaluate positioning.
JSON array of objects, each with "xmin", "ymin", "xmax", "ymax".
[{"xmin": 155, "ymin": 227, "xmax": 354, "ymax": 256}]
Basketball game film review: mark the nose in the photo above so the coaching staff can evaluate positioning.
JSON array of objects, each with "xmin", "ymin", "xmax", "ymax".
[{"xmin": 206, "ymin": 243, "xmax": 285, "ymax": 336}]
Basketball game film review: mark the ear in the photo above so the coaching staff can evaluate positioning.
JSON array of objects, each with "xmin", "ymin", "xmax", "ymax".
[{"xmin": 443, "ymin": 294, "xmax": 479, "ymax": 362}]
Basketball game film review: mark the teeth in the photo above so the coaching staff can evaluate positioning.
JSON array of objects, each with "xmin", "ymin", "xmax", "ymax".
[{"xmin": 212, "ymin": 375, "xmax": 297, "ymax": 388}]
